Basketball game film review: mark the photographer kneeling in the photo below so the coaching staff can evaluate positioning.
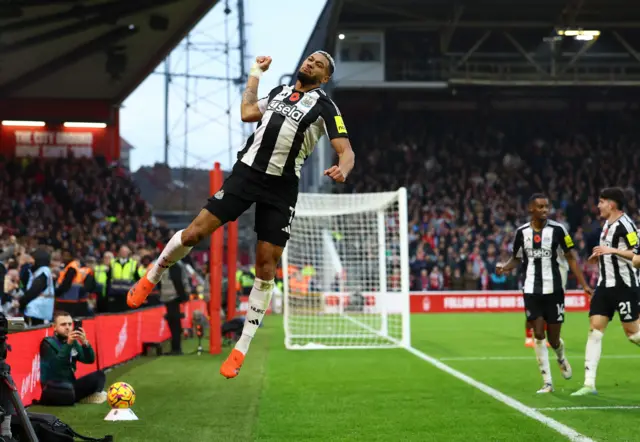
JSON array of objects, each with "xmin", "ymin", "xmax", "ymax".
[{"xmin": 38, "ymin": 311, "xmax": 107, "ymax": 406}]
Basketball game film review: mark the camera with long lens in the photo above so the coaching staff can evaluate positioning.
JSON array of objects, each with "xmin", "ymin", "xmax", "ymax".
[
  {"xmin": 0, "ymin": 314, "xmax": 26, "ymax": 359},
  {"xmin": 0, "ymin": 313, "xmax": 37, "ymax": 442}
]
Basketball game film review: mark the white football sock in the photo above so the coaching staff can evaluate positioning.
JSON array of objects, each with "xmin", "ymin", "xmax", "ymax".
[
  {"xmin": 147, "ymin": 230, "xmax": 193, "ymax": 284},
  {"xmin": 553, "ymin": 338, "xmax": 566, "ymax": 361},
  {"xmin": 585, "ymin": 329, "xmax": 604, "ymax": 388},
  {"xmin": 628, "ymin": 331, "xmax": 640, "ymax": 346},
  {"xmin": 534, "ymin": 339, "xmax": 552, "ymax": 385},
  {"xmin": 235, "ymin": 278, "xmax": 273, "ymax": 355}
]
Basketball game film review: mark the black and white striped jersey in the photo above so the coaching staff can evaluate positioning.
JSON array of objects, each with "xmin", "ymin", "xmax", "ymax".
[
  {"xmin": 512, "ymin": 220, "xmax": 575, "ymax": 295},
  {"xmin": 598, "ymin": 214, "xmax": 639, "ymax": 288},
  {"xmin": 237, "ymin": 85, "xmax": 349, "ymax": 180}
]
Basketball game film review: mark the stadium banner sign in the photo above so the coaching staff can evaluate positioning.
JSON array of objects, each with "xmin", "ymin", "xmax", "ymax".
[
  {"xmin": 300, "ymin": 290, "xmax": 589, "ymax": 314},
  {"xmin": 409, "ymin": 290, "xmax": 589, "ymax": 313},
  {"xmin": 1, "ymin": 126, "xmax": 111, "ymax": 159},
  {"xmin": 10, "ymin": 300, "xmax": 205, "ymax": 406}
]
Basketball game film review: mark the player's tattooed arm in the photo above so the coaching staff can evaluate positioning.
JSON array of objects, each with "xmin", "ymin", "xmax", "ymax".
[
  {"xmin": 240, "ymin": 76, "xmax": 261, "ymax": 122},
  {"xmin": 242, "ymin": 82, "xmax": 259, "ymax": 106},
  {"xmin": 241, "ymin": 56, "xmax": 272, "ymax": 122}
]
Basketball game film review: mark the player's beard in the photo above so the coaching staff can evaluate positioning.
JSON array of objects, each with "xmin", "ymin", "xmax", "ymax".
[{"xmin": 296, "ymin": 70, "xmax": 318, "ymax": 86}]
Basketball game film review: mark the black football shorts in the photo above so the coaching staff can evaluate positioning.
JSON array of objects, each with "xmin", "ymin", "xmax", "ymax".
[
  {"xmin": 524, "ymin": 291, "xmax": 565, "ymax": 324},
  {"xmin": 589, "ymin": 286, "xmax": 640, "ymax": 322},
  {"xmin": 204, "ymin": 162, "xmax": 297, "ymax": 247}
]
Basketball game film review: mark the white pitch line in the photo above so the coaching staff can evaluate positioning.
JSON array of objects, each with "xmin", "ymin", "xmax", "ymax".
[
  {"xmin": 439, "ymin": 355, "xmax": 640, "ymax": 362},
  {"xmin": 536, "ymin": 406, "xmax": 640, "ymax": 411},
  {"xmin": 405, "ymin": 346, "xmax": 594, "ymax": 442}
]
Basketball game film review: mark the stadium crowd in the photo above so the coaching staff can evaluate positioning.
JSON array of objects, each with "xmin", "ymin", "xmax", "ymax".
[
  {"xmin": 0, "ymin": 156, "xmax": 166, "ymax": 257},
  {"xmin": 0, "ymin": 156, "xmax": 209, "ymax": 324},
  {"xmin": 340, "ymin": 110, "xmax": 640, "ymax": 292},
  {"xmin": 4, "ymin": 109, "xmax": 640, "ymax": 317}
]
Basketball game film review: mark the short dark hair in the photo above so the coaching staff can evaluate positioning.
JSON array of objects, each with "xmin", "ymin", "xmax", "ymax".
[
  {"xmin": 53, "ymin": 310, "xmax": 71, "ymax": 323},
  {"xmin": 600, "ymin": 187, "xmax": 626, "ymax": 210},
  {"xmin": 529, "ymin": 193, "xmax": 548, "ymax": 205}
]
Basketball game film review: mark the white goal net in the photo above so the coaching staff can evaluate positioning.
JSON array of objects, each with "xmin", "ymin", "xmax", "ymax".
[{"xmin": 282, "ymin": 187, "xmax": 410, "ymax": 350}]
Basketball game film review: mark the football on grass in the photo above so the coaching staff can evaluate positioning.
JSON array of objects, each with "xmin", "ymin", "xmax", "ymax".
[{"xmin": 107, "ymin": 381, "xmax": 136, "ymax": 409}]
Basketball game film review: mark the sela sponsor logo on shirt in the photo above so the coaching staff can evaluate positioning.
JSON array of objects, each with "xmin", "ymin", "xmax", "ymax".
[
  {"xmin": 268, "ymin": 99, "xmax": 304, "ymax": 122},
  {"xmin": 526, "ymin": 249, "xmax": 552, "ymax": 259}
]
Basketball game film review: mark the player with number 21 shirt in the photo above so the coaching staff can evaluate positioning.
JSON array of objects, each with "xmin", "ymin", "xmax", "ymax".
[
  {"xmin": 573, "ymin": 187, "xmax": 640, "ymax": 396},
  {"xmin": 125, "ymin": 51, "xmax": 355, "ymax": 380}
]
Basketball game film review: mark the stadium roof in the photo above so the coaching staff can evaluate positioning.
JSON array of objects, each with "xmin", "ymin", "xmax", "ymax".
[
  {"xmin": 339, "ymin": 0, "xmax": 640, "ymax": 29},
  {"xmin": 290, "ymin": 0, "xmax": 640, "ymax": 90},
  {"xmin": 0, "ymin": 0, "xmax": 218, "ymax": 103}
]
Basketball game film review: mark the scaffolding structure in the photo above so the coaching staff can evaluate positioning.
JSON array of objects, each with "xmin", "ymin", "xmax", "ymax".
[{"xmin": 157, "ymin": 0, "xmax": 249, "ymax": 175}]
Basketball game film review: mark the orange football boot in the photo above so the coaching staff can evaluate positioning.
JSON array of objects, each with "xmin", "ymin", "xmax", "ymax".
[
  {"xmin": 126, "ymin": 275, "xmax": 156, "ymax": 308},
  {"xmin": 220, "ymin": 349, "xmax": 245, "ymax": 379}
]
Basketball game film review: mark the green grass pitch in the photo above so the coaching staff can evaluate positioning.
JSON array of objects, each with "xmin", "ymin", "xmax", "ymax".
[{"xmin": 28, "ymin": 312, "xmax": 640, "ymax": 441}]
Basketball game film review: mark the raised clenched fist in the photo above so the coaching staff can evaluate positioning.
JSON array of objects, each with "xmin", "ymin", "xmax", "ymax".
[{"xmin": 255, "ymin": 56, "xmax": 272, "ymax": 72}]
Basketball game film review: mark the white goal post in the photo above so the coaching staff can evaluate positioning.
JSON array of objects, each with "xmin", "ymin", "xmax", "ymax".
[{"xmin": 282, "ymin": 187, "xmax": 410, "ymax": 350}]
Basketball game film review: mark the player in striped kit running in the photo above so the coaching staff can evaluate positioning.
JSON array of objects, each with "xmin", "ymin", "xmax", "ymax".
[
  {"xmin": 125, "ymin": 51, "xmax": 355, "ymax": 379},
  {"xmin": 573, "ymin": 187, "xmax": 640, "ymax": 396},
  {"xmin": 497, "ymin": 194, "xmax": 593, "ymax": 393}
]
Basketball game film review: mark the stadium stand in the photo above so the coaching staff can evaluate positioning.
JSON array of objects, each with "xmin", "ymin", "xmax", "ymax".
[
  {"xmin": 0, "ymin": 156, "xmax": 162, "ymax": 256},
  {"xmin": 335, "ymin": 106, "xmax": 640, "ymax": 292}
]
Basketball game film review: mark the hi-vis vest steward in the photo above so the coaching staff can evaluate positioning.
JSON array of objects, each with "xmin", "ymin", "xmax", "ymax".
[
  {"xmin": 24, "ymin": 266, "xmax": 55, "ymax": 321},
  {"xmin": 110, "ymin": 259, "xmax": 138, "ymax": 291},
  {"xmin": 56, "ymin": 260, "xmax": 89, "ymax": 303},
  {"xmin": 94, "ymin": 264, "xmax": 108, "ymax": 297}
]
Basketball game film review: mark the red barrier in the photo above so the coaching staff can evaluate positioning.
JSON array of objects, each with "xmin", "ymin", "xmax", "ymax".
[
  {"xmin": 7, "ymin": 327, "xmax": 50, "ymax": 406},
  {"xmin": 409, "ymin": 290, "xmax": 590, "ymax": 313},
  {"xmin": 95, "ymin": 311, "xmax": 142, "ymax": 370},
  {"xmin": 139, "ymin": 307, "xmax": 171, "ymax": 345},
  {"xmin": 9, "ymin": 300, "xmax": 205, "ymax": 406}
]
